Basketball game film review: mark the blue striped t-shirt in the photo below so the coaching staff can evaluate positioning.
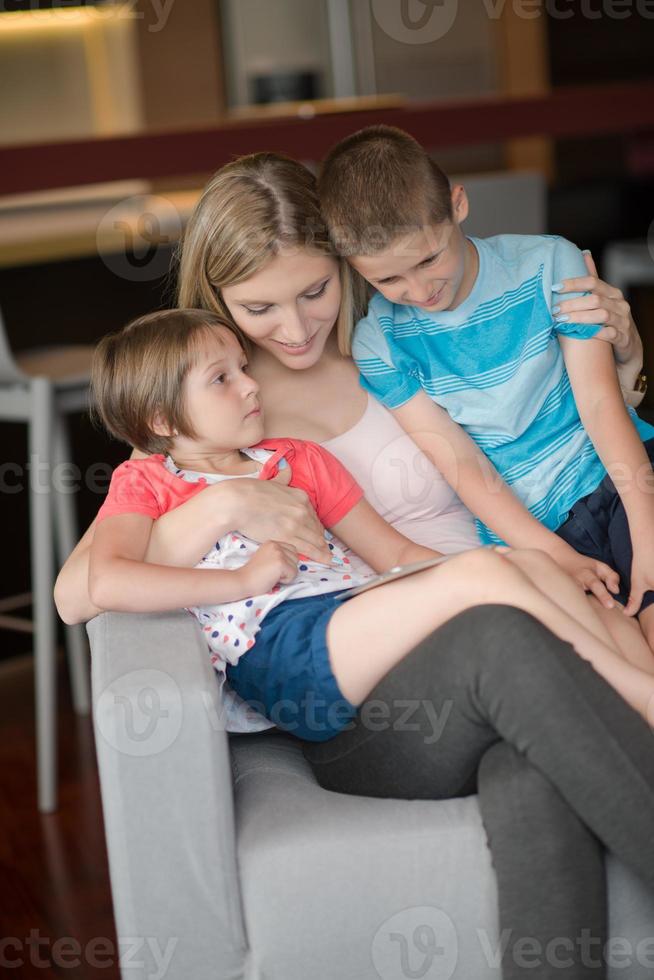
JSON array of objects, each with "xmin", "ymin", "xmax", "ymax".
[{"xmin": 352, "ymin": 234, "xmax": 654, "ymax": 545}]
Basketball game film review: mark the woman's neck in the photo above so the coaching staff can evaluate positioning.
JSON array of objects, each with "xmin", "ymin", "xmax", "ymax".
[{"xmin": 249, "ymin": 331, "xmax": 368, "ymax": 443}]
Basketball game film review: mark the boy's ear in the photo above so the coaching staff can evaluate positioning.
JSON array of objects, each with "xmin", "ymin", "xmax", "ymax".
[{"xmin": 450, "ymin": 184, "xmax": 469, "ymax": 225}]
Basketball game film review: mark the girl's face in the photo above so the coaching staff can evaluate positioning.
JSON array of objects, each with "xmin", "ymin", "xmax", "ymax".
[
  {"xmin": 221, "ymin": 249, "xmax": 342, "ymax": 370},
  {"xmin": 175, "ymin": 326, "xmax": 264, "ymax": 456}
]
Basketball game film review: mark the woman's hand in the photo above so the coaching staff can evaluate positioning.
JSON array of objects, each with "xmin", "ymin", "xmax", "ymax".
[
  {"xmin": 553, "ymin": 251, "xmax": 644, "ymax": 402},
  {"xmin": 227, "ymin": 470, "xmax": 332, "ymax": 563},
  {"xmin": 149, "ymin": 467, "xmax": 332, "ymax": 568},
  {"xmin": 553, "ymin": 251, "xmax": 637, "ymax": 357}
]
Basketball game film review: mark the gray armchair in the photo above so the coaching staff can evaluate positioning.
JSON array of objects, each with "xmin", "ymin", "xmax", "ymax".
[{"xmin": 89, "ymin": 609, "xmax": 654, "ymax": 980}]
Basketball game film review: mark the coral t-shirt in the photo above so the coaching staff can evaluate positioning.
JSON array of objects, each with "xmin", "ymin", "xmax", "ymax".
[
  {"xmin": 96, "ymin": 438, "xmax": 371, "ymax": 734},
  {"xmin": 96, "ymin": 437, "xmax": 363, "ymax": 528}
]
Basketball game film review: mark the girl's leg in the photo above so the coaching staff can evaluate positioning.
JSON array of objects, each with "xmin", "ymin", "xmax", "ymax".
[
  {"xmin": 638, "ymin": 605, "xmax": 654, "ymax": 657},
  {"xmin": 327, "ymin": 548, "xmax": 654, "ymax": 721},
  {"xmin": 305, "ymin": 605, "xmax": 654, "ymax": 977}
]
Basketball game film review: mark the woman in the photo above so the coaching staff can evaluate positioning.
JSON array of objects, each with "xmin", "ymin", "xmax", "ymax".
[{"xmin": 56, "ymin": 153, "xmax": 653, "ymax": 979}]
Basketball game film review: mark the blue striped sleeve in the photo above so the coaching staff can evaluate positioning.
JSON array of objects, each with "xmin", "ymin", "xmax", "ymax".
[
  {"xmin": 351, "ymin": 313, "xmax": 422, "ymax": 410},
  {"xmin": 550, "ymin": 237, "xmax": 602, "ymax": 341}
]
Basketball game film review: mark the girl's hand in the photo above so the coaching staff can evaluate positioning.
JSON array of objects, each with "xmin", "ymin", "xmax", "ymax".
[
  {"xmin": 214, "ymin": 469, "xmax": 332, "ymax": 564},
  {"xmin": 550, "ymin": 540, "xmax": 620, "ymax": 609},
  {"xmin": 238, "ymin": 540, "xmax": 299, "ymax": 596},
  {"xmin": 553, "ymin": 251, "xmax": 636, "ymax": 358},
  {"xmin": 624, "ymin": 549, "xmax": 654, "ymax": 617}
]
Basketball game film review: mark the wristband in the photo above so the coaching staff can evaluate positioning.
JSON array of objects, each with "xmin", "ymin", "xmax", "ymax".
[
  {"xmin": 622, "ymin": 374, "xmax": 647, "ymax": 409},
  {"xmin": 635, "ymin": 373, "xmax": 648, "ymax": 395}
]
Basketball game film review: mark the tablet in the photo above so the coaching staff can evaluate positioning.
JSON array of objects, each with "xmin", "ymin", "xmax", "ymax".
[{"xmin": 334, "ymin": 554, "xmax": 454, "ymax": 600}]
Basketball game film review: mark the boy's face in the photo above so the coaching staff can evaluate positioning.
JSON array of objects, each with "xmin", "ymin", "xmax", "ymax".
[{"xmin": 348, "ymin": 186, "xmax": 475, "ymax": 313}]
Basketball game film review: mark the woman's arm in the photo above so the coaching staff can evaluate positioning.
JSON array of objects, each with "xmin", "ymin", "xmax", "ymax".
[
  {"xmin": 54, "ymin": 517, "xmax": 104, "ymax": 625},
  {"xmin": 55, "ymin": 471, "xmax": 331, "ymax": 625},
  {"xmin": 88, "ymin": 513, "xmax": 298, "ymax": 613},
  {"xmin": 553, "ymin": 251, "xmax": 645, "ymax": 400}
]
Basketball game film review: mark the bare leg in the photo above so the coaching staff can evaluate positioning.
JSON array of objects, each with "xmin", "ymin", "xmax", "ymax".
[
  {"xmin": 327, "ymin": 548, "xmax": 654, "ymax": 722},
  {"xmin": 638, "ymin": 605, "xmax": 654, "ymax": 658},
  {"xmin": 502, "ymin": 549, "xmax": 621, "ymax": 650},
  {"xmin": 502, "ymin": 548, "xmax": 654, "ymax": 673},
  {"xmin": 590, "ymin": 600, "xmax": 654, "ymax": 674}
]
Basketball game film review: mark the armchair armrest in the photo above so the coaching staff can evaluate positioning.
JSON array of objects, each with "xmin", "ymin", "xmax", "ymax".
[{"xmin": 88, "ymin": 609, "xmax": 248, "ymax": 980}]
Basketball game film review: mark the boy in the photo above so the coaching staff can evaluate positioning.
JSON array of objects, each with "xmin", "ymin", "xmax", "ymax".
[{"xmin": 318, "ymin": 125, "xmax": 654, "ymax": 648}]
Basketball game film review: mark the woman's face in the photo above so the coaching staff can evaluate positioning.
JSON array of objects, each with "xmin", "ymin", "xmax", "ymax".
[{"xmin": 221, "ymin": 249, "xmax": 342, "ymax": 370}]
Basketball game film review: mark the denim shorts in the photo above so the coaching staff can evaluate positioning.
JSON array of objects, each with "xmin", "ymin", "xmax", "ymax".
[
  {"xmin": 555, "ymin": 437, "xmax": 654, "ymax": 614},
  {"xmin": 225, "ymin": 591, "xmax": 359, "ymax": 742}
]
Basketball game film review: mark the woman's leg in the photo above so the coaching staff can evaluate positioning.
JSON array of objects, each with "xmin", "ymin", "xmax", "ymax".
[
  {"xmin": 304, "ymin": 605, "xmax": 654, "ymax": 977},
  {"xmin": 327, "ymin": 548, "xmax": 654, "ymax": 721},
  {"xmin": 478, "ymin": 742, "xmax": 606, "ymax": 980}
]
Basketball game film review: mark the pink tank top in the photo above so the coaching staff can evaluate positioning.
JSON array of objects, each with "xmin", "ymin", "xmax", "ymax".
[{"xmin": 322, "ymin": 393, "xmax": 479, "ymax": 558}]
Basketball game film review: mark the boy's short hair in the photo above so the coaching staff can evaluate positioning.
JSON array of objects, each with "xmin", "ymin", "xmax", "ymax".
[
  {"xmin": 318, "ymin": 125, "xmax": 452, "ymax": 256},
  {"xmin": 90, "ymin": 308, "xmax": 244, "ymax": 455}
]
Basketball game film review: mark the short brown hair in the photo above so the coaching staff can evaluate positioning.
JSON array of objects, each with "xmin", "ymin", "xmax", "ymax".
[
  {"xmin": 90, "ymin": 309, "xmax": 243, "ymax": 454},
  {"xmin": 318, "ymin": 125, "xmax": 452, "ymax": 256}
]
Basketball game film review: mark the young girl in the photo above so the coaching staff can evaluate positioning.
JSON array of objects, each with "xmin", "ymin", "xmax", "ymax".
[{"xmin": 89, "ymin": 306, "xmax": 654, "ymax": 745}]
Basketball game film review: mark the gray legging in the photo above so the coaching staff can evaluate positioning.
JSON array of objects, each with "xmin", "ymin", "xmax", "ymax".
[{"xmin": 300, "ymin": 605, "xmax": 654, "ymax": 980}]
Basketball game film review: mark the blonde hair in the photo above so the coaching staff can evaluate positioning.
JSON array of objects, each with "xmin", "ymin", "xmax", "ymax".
[
  {"xmin": 318, "ymin": 125, "xmax": 452, "ymax": 256},
  {"xmin": 90, "ymin": 309, "xmax": 242, "ymax": 455},
  {"xmin": 176, "ymin": 152, "xmax": 368, "ymax": 356}
]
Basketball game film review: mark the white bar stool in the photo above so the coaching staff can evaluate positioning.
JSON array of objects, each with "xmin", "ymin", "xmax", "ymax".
[{"xmin": 0, "ymin": 307, "xmax": 94, "ymax": 812}]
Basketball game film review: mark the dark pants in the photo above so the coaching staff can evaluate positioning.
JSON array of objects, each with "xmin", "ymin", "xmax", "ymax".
[
  {"xmin": 556, "ymin": 436, "xmax": 654, "ymax": 613},
  {"xmin": 301, "ymin": 605, "xmax": 654, "ymax": 979}
]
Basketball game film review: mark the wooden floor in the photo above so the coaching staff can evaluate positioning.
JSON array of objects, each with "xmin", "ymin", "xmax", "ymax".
[{"xmin": 0, "ymin": 649, "xmax": 120, "ymax": 979}]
